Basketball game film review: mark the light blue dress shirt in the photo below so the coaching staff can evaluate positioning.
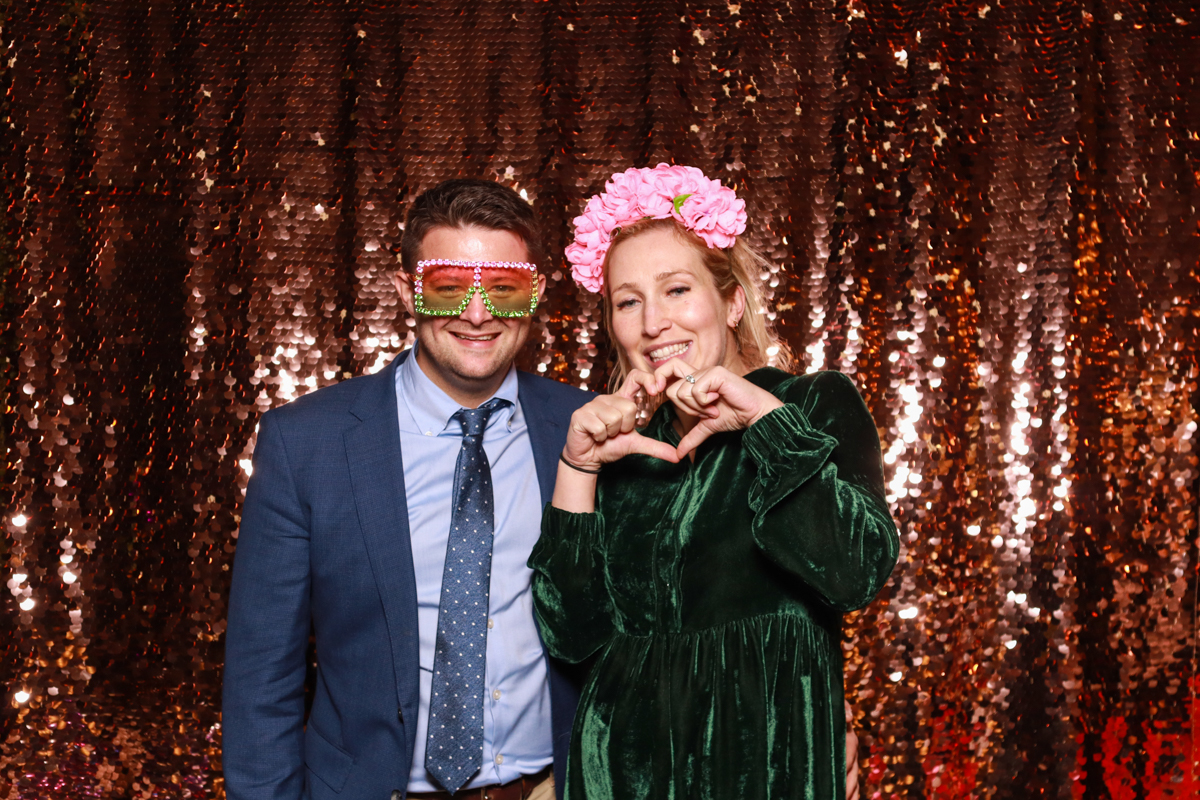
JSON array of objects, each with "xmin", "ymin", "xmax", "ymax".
[{"xmin": 395, "ymin": 348, "xmax": 554, "ymax": 792}]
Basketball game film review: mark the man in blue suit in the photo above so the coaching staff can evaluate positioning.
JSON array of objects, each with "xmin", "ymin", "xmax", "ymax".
[{"xmin": 223, "ymin": 179, "xmax": 591, "ymax": 800}]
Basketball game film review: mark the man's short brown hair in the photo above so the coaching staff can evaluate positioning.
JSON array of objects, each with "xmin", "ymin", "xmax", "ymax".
[{"xmin": 399, "ymin": 179, "xmax": 543, "ymax": 273}]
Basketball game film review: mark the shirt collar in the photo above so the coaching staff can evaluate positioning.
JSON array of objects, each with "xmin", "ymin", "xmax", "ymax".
[{"xmin": 396, "ymin": 343, "xmax": 520, "ymax": 437}]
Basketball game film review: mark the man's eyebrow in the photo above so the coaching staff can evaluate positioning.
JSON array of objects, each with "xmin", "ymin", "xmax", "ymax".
[{"xmin": 612, "ymin": 270, "xmax": 686, "ymax": 294}]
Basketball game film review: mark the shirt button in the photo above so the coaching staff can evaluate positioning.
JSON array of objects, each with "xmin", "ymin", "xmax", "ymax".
[
  {"xmin": 495, "ymin": 754, "xmax": 504, "ymax": 765},
  {"xmin": 487, "ymin": 619, "xmax": 494, "ymax": 629},
  {"xmin": 492, "ymin": 689, "xmax": 502, "ymax": 700}
]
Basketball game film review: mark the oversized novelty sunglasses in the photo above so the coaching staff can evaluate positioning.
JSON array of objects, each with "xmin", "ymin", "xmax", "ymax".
[{"xmin": 414, "ymin": 259, "xmax": 540, "ymax": 318}]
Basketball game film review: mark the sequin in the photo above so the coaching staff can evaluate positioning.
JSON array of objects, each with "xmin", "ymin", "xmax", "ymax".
[{"xmin": 1, "ymin": 4, "xmax": 1195, "ymax": 796}]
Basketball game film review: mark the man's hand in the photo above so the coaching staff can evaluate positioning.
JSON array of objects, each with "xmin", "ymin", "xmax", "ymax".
[{"xmin": 846, "ymin": 700, "xmax": 860, "ymax": 800}]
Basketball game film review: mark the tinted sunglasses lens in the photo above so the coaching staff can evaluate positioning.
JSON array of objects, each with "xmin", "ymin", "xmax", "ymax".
[
  {"xmin": 419, "ymin": 266, "xmax": 473, "ymax": 311},
  {"xmin": 481, "ymin": 269, "xmax": 535, "ymax": 314}
]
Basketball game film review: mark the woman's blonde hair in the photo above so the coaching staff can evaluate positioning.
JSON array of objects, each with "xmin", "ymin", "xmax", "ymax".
[{"xmin": 601, "ymin": 218, "xmax": 794, "ymax": 390}]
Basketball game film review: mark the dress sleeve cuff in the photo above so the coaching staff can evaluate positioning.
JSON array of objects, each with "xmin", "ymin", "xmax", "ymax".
[
  {"xmin": 742, "ymin": 403, "xmax": 838, "ymax": 513},
  {"xmin": 528, "ymin": 504, "xmax": 605, "ymax": 570}
]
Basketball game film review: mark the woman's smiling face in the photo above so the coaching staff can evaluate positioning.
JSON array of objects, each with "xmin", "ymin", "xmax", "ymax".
[{"xmin": 606, "ymin": 225, "xmax": 746, "ymax": 377}]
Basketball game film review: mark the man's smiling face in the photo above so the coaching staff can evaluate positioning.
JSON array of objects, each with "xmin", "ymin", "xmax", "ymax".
[{"xmin": 394, "ymin": 224, "xmax": 544, "ymax": 407}]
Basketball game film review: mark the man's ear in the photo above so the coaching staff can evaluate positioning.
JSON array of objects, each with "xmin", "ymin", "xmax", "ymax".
[
  {"xmin": 394, "ymin": 268, "xmax": 417, "ymax": 317},
  {"xmin": 535, "ymin": 272, "xmax": 547, "ymax": 305}
]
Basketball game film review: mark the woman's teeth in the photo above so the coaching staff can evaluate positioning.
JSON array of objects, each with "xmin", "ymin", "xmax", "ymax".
[{"xmin": 647, "ymin": 342, "xmax": 689, "ymax": 361}]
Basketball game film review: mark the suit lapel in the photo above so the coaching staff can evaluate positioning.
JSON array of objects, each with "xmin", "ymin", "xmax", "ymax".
[
  {"xmin": 518, "ymin": 372, "xmax": 565, "ymax": 507},
  {"xmin": 344, "ymin": 354, "xmax": 421, "ymax": 714}
]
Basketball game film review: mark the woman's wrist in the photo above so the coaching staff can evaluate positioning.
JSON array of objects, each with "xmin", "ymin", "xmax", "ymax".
[
  {"xmin": 560, "ymin": 452, "xmax": 602, "ymax": 474},
  {"xmin": 552, "ymin": 456, "xmax": 600, "ymax": 514},
  {"xmin": 747, "ymin": 395, "xmax": 786, "ymax": 427}
]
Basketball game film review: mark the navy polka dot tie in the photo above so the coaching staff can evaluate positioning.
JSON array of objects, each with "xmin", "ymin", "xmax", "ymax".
[{"xmin": 425, "ymin": 398, "xmax": 509, "ymax": 793}]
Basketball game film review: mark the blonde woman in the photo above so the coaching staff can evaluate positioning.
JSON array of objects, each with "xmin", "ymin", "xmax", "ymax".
[{"xmin": 529, "ymin": 165, "xmax": 897, "ymax": 799}]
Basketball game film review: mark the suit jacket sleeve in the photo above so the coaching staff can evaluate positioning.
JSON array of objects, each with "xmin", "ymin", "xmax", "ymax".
[{"xmin": 223, "ymin": 409, "xmax": 311, "ymax": 800}]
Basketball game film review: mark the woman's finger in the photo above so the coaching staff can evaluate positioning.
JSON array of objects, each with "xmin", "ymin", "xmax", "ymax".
[
  {"xmin": 601, "ymin": 395, "xmax": 641, "ymax": 421},
  {"xmin": 592, "ymin": 402, "xmax": 622, "ymax": 432},
  {"xmin": 622, "ymin": 431, "xmax": 681, "ymax": 463},
  {"xmin": 684, "ymin": 373, "xmax": 720, "ymax": 416},
  {"xmin": 618, "ymin": 403, "xmax": 639, "ymax": 434},
  {"xmin": 666, "ymin": 373, "xmax": 716, "ymax": 420},
  {"xmin": 595, "ymin": 398, "xmax": 638, "ymax": 438},
  {"xmin": 662, "ymin": 362, "xmax": 722, "ymax": 415},
  {"xmin": 675, "ymin": 419, "xmax": 717, "ymax": 458},
  {"xmin": 689, "ymin": 368, "xmax": 725, "ymax": 409},
  {"xmin": 662, "ymin": 378, "xmax": 689, "ymax": 418},
  {"xmin": 673, "ymin": 381, "xmax": 707, "ymax": 418},
  {"xmin": 653, "ymin": 357, "xmax": 696, "ymax": 388},
  {"xmin": 618, "ymin": 368, "xmax": 663, "ymax": 400},
  {"xmin": 574, "ymin": 410, "xmax": 613, "ymax": 443}
]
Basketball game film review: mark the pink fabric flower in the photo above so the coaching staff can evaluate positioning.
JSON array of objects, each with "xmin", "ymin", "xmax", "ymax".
[
  {"xmin": 566, "ymin": 163, "xmax": 748, "ymax": 292},
  {"xmin": 678, "ymin": 179, "xmax": 746, "ymax": 249},
  {"xmin": 603, "ymin": 169, "xmax": 644, "ymax": 219},
  {"xmin": 564, "ymin": 240, "xmax": 605, "ymax": 293}
]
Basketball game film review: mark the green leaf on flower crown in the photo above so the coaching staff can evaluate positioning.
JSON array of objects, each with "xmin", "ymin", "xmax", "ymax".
[{"xmin": 672, "ymin": 193, "xmax": 693, "ymax": 214}]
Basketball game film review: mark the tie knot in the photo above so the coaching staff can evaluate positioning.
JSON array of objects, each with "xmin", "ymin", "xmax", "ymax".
[{"xmin": 453, "ymin": 397, "xmax": 510, "ymax": 437}]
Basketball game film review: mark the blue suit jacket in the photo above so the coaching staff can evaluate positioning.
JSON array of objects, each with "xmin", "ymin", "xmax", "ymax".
[{"xmin": 223, "ymin": 352, "xmax": 592, "ymax": 800}]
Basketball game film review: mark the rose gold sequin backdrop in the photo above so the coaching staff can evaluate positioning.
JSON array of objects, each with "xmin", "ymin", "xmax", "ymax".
[{"xmin": 1, "ymin": 1, "xmax": 1197, "ymax": 797}]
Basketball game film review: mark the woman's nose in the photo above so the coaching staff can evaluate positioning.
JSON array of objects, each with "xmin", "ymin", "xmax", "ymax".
[{"xmin": 642, "ymin": 301, "xmax": 671, "ymax": 337}]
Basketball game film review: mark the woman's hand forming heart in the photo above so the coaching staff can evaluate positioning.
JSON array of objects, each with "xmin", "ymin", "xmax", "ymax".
[
  {"xmin": 561, "ymin": 369, "xmax": 681, "ymax": 470},
  {"xmin": 652, "ymin": 359, "xmax": 784, "ymax": 458}
]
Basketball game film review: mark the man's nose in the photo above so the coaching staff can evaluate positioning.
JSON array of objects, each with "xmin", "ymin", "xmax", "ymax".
[{"xmin": 459, "ymin": 290, "xmax": 494, "ymax": 326}]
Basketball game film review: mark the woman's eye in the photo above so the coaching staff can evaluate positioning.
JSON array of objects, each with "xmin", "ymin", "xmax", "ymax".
[
  {"xmin": 667, "ymin": 285, "xmax": 690, "ymax": 297},
  {"xmin": 615, "ymin": 297, "xmax": 638, "ymax": 310}
]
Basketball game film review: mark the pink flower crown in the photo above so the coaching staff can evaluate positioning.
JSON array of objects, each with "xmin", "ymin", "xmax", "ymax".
[{"xmin": 565, "ymin": 163, "xmax": 748, "ymax": 293}]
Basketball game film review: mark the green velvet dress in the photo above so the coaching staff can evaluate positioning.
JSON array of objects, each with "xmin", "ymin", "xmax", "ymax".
[{"xmin": 529, "ymin": 368, "xmax": 899, "ymax": 800}]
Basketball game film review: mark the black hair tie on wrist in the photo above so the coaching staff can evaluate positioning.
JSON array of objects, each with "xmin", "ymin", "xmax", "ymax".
[{"xmin": 560, "ymin": 453, "xmax": 602, "ymax": 475}]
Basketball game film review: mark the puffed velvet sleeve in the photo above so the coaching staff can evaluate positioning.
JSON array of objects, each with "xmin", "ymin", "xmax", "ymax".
[
  {"xmin": 742, "ymin": 370, "xmax": 899, "ymax": 612},
  {"xmin": 528, "ymin": 505, "xmax": 615, "ymax": 664}
]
